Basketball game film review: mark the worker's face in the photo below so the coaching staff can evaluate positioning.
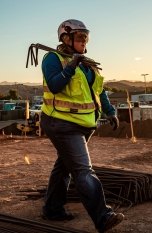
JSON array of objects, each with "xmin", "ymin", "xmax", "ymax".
[{"xmin": 73, "ymin": 31, "xmax": 89, "ymax": 54}]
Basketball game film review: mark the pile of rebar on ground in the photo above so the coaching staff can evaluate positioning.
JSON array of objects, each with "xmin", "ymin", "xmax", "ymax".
[
  {"xmin": 94, "ymin": 166, "xmax": 152, "ymax": 206},
  {"xmin": 17, "ymin": 166, "xmax": 152, "ymax": 211},
  {"xmin": 2, "ymin": 167, "xmax": 152, "ymax": 232},
  {"xmin": 67, "ymin": 166, "xmax": 152, "ymax": 210},
  {"xmin": 0, "ymin": 214, "xmax": 87, "ymax": 233}
]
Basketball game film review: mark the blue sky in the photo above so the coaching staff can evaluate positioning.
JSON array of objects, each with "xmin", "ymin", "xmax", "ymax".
[{"xmin": 0, "ymin": 0, "xmax": 152, "ymax": 84}]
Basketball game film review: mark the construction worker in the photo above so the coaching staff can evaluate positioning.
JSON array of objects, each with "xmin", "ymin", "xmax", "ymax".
[{"xmin": 40, "ymin": 19, "xmax": 124, "ymax": 233}]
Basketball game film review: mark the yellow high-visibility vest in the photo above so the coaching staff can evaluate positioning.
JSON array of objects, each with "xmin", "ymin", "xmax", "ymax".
[{"xmin": 41, "ymin": 52, "xmax": 104, "ymax": 127}]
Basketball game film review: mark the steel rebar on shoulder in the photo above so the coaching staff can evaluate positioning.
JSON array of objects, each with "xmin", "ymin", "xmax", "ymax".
[{"xmin": 26, "ymin": 43, "xmax": 102, "ymax": 70}]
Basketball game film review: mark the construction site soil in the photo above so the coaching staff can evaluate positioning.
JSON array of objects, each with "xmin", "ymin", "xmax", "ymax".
[{"xmin": 0, "ymin": 129, "xmax": 152, "ymax": 232}]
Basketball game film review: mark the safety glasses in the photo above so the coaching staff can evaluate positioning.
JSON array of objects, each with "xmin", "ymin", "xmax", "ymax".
[{"xmin": 73, "ymin": 31, "xmax": 89, "ymax": 43}]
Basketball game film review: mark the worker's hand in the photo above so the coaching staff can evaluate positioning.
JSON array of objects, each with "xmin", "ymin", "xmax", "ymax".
[
  {"xmin": 68, "ymin": 54, "xmax": 84, "ymax": 69},
  {"xmin": 107, "ymin": 115, "xmax": 119, "ymax": 131}
]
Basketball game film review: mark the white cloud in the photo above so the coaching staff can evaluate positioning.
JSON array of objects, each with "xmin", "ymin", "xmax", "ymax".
[{"xmin": 134, "ymin": 57, "xmax": 143, "ymax": 61}]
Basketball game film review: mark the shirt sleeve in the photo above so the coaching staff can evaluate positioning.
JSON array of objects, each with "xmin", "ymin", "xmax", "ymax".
[
  {"xmin": 100, "ymin": 89, "xmax": 115, "ymax": 116},
  {"xmin": 42, "ymin": 52, "xmax": 75, "ymax": 94}
]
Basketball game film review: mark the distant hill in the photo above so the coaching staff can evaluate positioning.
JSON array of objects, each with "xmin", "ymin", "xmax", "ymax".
[
  {"xmin": 104, "ymin": 80, "xmax": 152, "ymax": 92},
  {"xmin": 0, "ymin": 81, "xmax": 42, "ymax": 86},
  {"xmin": 0, "ymin": 84, "xmax": 43, "ymax": 101},
  {"xmin": 0, "ymin": 80, "xmax": 151, "ymax": 101}
]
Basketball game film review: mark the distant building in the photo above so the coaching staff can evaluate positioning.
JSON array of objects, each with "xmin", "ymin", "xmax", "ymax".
[
  {"xmin": 109, "ymin": 91, "xmax": 146, "ymax": 106},
  {"xmin": 131, "ymin": 93, "xmax": 152, "ymax": 104},
  {"xmin": 108, "ymin": 92, "xmax": 128, "ymax": 106},
  {"xmin": 117, "ymin": 105, "xmax": 152, "ymax": 122},
  {"xmin": 108, "ymin": 91, "xmax": 152, "ymax": 122}
]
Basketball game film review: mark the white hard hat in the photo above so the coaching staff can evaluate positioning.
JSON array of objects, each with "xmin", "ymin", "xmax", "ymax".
[{"xmin": 58, "ymin": 19, "xmax": 89, "ymax": 41}]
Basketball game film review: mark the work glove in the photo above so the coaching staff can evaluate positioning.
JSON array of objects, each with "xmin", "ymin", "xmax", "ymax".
[
  {"xmin": 107, "ymin": 115, "xmax": 119, "ymax": 131},
  {"xmin": 68, "ymin": 54, "xmax": 84, "ymax": 69}
]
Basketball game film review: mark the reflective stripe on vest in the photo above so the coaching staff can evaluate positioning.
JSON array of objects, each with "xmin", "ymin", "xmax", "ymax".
[{"xmin": 43, "ymin": 98, "xmax": 95, "ymax": 110}]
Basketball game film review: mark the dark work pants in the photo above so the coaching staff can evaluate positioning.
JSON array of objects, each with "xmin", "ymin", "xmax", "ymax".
[{"xmin": 40, "ymin": 113, "xmax": 113, "ymax": 232}]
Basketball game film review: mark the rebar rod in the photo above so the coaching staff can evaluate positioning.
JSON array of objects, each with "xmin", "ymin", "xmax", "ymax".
[
  {"xmin": 0, "ymin": 214, "xmax": 88, "ymax": 233},
  {"xmin": 26, "ymin": 43, "xmax": 102, "ymax": 70}
]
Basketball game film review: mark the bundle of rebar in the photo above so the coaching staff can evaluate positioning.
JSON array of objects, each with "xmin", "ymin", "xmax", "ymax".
[
  {"xmin": 68, "ymin": 166, "xmax": 152, "ymax": 207},
  {"xmin": 94, "ymin": 166, "xmax": 152, "ymax": 205},
  {"xmin": 0, "ymin": 214, "xmax": 87, "ymax": 233},
  {"xmin": 26, "ymin": 43, "xmax": 102, "ymax": 70},
  {"xmin": 17, "ymin": 166, "xmax": 152, "ymax": 212}
]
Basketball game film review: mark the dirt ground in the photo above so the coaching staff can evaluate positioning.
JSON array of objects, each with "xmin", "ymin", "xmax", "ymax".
[{"xmin": 0, "ymin": 135, "xmax": 152, "ymax": 233}]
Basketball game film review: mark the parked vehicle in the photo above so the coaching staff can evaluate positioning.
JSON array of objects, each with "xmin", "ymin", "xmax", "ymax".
[{"xmin": 3, "ymin": 103, "xmax": 16, "ymax": 111}]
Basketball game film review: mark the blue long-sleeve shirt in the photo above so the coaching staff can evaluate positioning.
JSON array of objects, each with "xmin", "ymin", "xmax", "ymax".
[{"xmin": 42, "ymin": 52, "xmax": 115, "ymax": 116}]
